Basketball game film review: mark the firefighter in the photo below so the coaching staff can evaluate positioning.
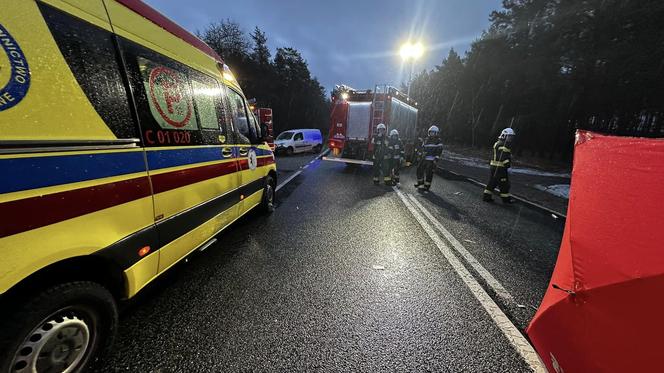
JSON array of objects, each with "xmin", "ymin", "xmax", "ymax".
[
  {"xmin": 388, "ymin": 129, "xmax": 404, "ymax": 187},
  {"xmin": 371, "ymin": 123, "xmax": 391, "ymax": 185},
  {"xmin": 414, "ymin": 125, "xmax": 443, "ymax": 190},
  {"xmin": 483, "ymin": 128, "xmax": 516, "ymax": 203}
]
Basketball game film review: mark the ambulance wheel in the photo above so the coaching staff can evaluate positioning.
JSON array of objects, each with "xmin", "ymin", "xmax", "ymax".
[
  {"xmin": 260, "ymin": 175, "xmax": 276, "ymax": 213},
  {"xmin": 0, "ymin": 281, "xmax": 118, "ymax": 373},
  {"xmin": 286, "ymin": 147, "xmax": 294, "ymax": 156}
]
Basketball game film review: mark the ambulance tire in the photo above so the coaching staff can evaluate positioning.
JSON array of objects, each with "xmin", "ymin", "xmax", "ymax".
[
  {"xmin": 0, "ymin": 281, "xmax": 118, "ymax": 373},
  {"xmin": 260, "ymin": 175, "xmax": 276, "ymax": 213}
]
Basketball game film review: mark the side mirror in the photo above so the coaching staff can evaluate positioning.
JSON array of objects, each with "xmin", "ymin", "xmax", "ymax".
[{"xmin": 259, "ymin": 123, "xmax": 269, "ymax": 142}]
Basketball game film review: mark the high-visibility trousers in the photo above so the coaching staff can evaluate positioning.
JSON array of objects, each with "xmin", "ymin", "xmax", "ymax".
[
  {"xmin": 391, "ymin": 158, "xmax": 401, "ymax": 183},
  {"xmin": 373, "ymin": 157, "xmax": 393, "ymax": 184},
  {"xmin": 484, "ymin": 166, "xmax": 511, "ymax": 200},
  {"xmin": 416, "ymin": 159, "xmax": 435, "ymax": 187}
]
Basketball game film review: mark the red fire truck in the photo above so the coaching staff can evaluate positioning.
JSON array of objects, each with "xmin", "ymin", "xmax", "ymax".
[
  {"xmin": 249, "ymin": 102, "xmax": 275, "ymax": 151},
  {"xmin": 325, "ymin": 84, "xmax": 418, "ymax": 165}
]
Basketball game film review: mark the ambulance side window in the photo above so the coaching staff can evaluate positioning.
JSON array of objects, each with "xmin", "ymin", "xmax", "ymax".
[
  {"xmin": 189, "ymin": 72, "xmax": 229, "ymax": 145},
  {"xmin": 120, "ymin": 39, "xmax": 226, "ymax": 146},
  {"xmin": 226, "ymin": 88, "xmax": 252, "ymax": 144},
  {"xmin": 39, "ymin": 2, "xmax": 137, "ymax": 139},
  {"xmin": 136, "ymin": 56, "xmax": 198, "ymax": 133},
  {"xmin": 248, "ymin": 112, "xmax": 262, "ymax": 140}
]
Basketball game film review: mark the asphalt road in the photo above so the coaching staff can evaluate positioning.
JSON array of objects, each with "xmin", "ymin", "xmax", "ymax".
[
  {"xmin": 274, "ymin": 152, "xmax": 323, "ymax": 183},
  {"xmin": 438, "ymin": 157, "xmax": 570, "ymax": 215},
  {"xmin": 93, "ymin": 158, "xmax": 564, "ymax": 372}
]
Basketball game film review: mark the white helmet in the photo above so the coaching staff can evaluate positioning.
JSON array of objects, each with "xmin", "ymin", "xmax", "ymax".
[
  {"xmin": 376, "ymin": 123, "xmax": 386, "ymax": 134},
  {"xmin": 389, "ymin": 129, "xmax": 399, "ymax": 137},
  {"xmin": 499, "ymin": 128, "xmax": 516, "ymax": 140},
  {"xmin": 428, "ymin": 125, "xmax": 440, "ymax": 136}
]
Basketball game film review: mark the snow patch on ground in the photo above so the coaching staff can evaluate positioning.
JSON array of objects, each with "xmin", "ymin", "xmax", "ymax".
[
  {"xmin": 511, "ymin": 168, "xmax": 571, "ymax": 178},
  {"xmin": 443, "ymin": 150, "xmax": 571, "ymax": 178},
  {"xmin": 534, "ymin": 184, "xmax": 570, "ymax": 199}
]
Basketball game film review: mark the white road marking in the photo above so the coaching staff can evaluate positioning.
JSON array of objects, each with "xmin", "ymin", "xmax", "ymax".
[
  {"xmin": 407, "ymin": 194, "xmax": 514, "ymax": 302},
  {"xmin": 394, "ymin": 187, "xmax": 545, "ymax": 372},
  {"xmin": 276, "ymin": 169, "xmax": 303, "ymax": 191}
]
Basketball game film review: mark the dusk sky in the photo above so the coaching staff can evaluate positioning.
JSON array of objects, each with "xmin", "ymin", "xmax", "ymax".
[{"xmin": 146, "ymin": 0, "xmax": 503, "ymax": 93}]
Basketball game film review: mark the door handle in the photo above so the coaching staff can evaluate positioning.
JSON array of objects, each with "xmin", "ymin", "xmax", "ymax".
[
  {"xmin": 221, "ymin": 148, "xmax": 233, "ymax": 158},
  {"xmin": 239, "ymin": 147, "xmax": 248, "ymax": 156}
]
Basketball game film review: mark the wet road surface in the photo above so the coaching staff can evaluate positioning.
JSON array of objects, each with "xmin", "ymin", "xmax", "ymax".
[
  {"xmin": 438, "ymin": 157, "xmax": 570, "ymax": 215},
  {"xmin": 274, "ymin": 151, "xmax": 323, "ymax": 184},
  {"xmin": 94, "ymin": 158, "xmax": 563, "ymax": 372}
]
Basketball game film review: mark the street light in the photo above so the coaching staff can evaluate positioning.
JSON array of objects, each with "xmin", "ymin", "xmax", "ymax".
[
  {"xmin": 400, "ymin": 42, "xmax": 424, "ymax": 97},
  {"xmin": 400, "ymin": 42, "xmax": 424, "ymax": 60}
]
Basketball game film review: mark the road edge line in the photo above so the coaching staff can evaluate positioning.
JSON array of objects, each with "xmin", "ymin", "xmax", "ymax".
[
  {"xmin": 393, "ymin": 186, "xmax": 546, "ymax": 372},
  {"xmin": 436, "ymin": 165, "xmax": 567, "ymax": 219},
  {"xmin": 407, "ymin": 194, "xmax": 514, "ymax": 302},
  {"xmin": 276, "ymin": 149, "xmax": 329, "ymax": 191}
]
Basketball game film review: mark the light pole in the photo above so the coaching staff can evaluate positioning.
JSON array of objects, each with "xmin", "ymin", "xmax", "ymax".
[{"xmin": 400, "ymin": 42, "xmax": 424, "ymax": 97}]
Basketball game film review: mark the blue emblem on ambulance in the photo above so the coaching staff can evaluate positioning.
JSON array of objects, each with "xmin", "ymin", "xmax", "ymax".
[{"xmin": 0, "ymin": 24, "xmax": 30, "ymax": 112}]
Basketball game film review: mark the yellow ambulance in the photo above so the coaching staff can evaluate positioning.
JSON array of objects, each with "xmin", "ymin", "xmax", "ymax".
[{"xmin": 0, "ymin": 1, "xmax": 277, "ymax": 371}]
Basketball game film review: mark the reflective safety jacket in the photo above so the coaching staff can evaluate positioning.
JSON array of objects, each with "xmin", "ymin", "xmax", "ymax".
[
  {"xmin": 417, "ymin": 136, "xmax": 443, "ymax": 161},
  {"xmin": 490, "ymin": 140, "xmax": 512, "ymax": 168},
  {"xmin": 388, "ymin": 136, "xmax": 404, "ymax": 160},
  {"xmin": 372, "ymin": 134, "xmax": 389, "ymax": 160}
]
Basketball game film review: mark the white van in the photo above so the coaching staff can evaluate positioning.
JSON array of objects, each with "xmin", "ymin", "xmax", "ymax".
[{"xmin": 275, "ymin": 129, "xmax": 323, "ymax": 155}]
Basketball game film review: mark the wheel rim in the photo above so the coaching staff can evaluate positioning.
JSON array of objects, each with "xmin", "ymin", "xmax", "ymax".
[
  {"xmin": 265, "ymin": 184, "xmax": 274, "ymax": 209},
  {"xmin": 11, "ymin": 312, "xmax": 92, "ymax": 373}
]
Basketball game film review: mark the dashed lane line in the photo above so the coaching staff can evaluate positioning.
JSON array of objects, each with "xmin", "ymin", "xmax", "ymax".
[
  {"xmin": 407, "ymin": 194, "xmax": 514, "ymax": 302},
  {"xmin": 394, "ymin": 186, "xmax": 545, "ymax": 372},
  {"xmin": 275, "ymin": 149, "xmax": 329, "ymax": 191},
  {"xmin": 275, "ymin": 169, "xmax": 303, "ymax": 192}
]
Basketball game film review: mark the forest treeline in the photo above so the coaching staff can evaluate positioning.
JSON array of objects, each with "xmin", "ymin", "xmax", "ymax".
[
  {"xmin": 197, "ymin": 21, "xmax": 329, "ymax": 134},
  {"xmin": 408, "ymin": 0, "xmax": 664, "ymax": 161}
]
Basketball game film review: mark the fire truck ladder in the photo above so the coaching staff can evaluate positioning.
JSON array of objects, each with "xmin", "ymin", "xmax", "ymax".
[{"xmin": 372, "ymin": 84, "xmax": 388, "ymax": 134}]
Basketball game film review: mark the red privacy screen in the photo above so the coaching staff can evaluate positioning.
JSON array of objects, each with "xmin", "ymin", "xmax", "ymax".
[{"xmin": 527, "ymin": 130, "xmax": 664, "ymax": 372}]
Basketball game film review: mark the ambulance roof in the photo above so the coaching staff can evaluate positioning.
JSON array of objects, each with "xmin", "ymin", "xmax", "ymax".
[{"xmin": 116, "ymin": 0, "xmax": 223, "ymax": 64}]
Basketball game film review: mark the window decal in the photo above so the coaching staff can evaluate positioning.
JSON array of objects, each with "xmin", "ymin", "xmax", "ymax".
[{"xmin": 139, "ymin": 57, "xmax": 197, "ymax": 130}]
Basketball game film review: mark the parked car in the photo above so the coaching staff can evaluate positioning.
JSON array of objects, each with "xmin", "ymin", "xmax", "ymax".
[{"xmin": 275, "ymin": 129, "xmax": 323, "ymax": 155}]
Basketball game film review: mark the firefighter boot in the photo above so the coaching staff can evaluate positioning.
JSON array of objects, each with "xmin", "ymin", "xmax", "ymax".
[
  {"xmin": 384, "ymin": 176, "xmax": 393, "ymax": 186},
  {"xmin": 483, "ymin": 189, "xmax": 494, "ymax": 202}
]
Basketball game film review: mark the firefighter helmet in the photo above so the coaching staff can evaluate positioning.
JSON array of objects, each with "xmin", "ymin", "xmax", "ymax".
[
  {"xmin": 389, "ymin": 129, "xmax": 399, "ymax": 137},
  {"xmin": 376, "ymin": 123, "xmax": 386, "ymax": 134},
  {"xmin": 428, "ymin": 125, "xmax": 440, "ymax": 136},
  {"xmin": 499, "ymin": 128, "xmax": 516, "ymax": 140}
]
